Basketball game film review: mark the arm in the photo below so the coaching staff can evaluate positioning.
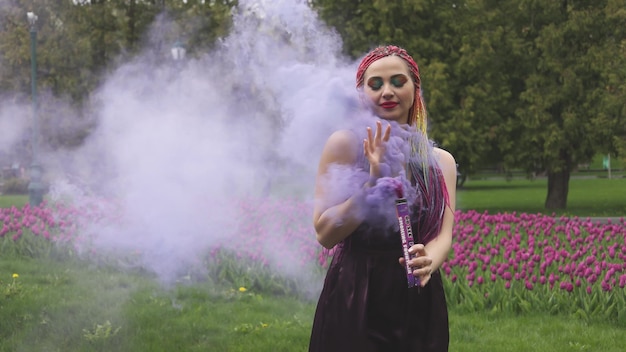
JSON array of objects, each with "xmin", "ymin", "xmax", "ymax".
[
  {"xmin": 313, "ymin": 130, "xmax": 363, "ymax": 249},
  {"xmin": 402, "ymin": 147, "xmax": 457, "ymax": 286},
  {"xmin": 313, "ymin": 122, "xmax": 392, "ymax": 249}
]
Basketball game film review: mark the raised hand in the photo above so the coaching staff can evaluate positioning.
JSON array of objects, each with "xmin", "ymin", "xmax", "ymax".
[{"xmin": 363, "ymin": 120, "xmax": 391, "ymax": 179}]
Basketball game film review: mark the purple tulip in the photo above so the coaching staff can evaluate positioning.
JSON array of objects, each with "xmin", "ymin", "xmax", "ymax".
[{"xmin": 525, "ymin": 280, "xmax": 533, "ymax": 290}]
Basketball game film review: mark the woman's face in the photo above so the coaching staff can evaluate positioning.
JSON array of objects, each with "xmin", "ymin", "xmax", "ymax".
[{"xmin": 362, "ymin": 55, "xmax": 416, "ymax": 125}]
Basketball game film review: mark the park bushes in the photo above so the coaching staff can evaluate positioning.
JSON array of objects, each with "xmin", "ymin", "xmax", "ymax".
[{"xmin": 0, "ymin": 178, "xmax": 29, "ymax": 195}]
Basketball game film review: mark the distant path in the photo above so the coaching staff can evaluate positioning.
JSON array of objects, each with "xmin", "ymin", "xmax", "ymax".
[
  {"xmin": 552, "ymin": 217, "xmax": 624, "ymax": 225},
  {"xmin": 585, "ymin": 217, "xmax": 624, "ymax": 224}
]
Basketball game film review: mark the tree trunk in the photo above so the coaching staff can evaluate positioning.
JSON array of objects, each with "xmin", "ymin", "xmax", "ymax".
[
  {"xmin": 128, "ymin": 0, "xmax": 137, "ymax": 49},
  {"xmin": 545, "ymin": 169, "xmax": 570, "ymax": 209}
]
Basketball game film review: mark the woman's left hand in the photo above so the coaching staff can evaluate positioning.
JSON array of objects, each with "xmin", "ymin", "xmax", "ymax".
[
  {"xmin": 399, "ymin": 244, "xmax": 433, "ymax": 287},
  {"xmin": 363, "ymin": 120, "xmax": 391, "ymax": 179}
]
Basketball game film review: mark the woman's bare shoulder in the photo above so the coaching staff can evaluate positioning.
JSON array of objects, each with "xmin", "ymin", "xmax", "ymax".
[
  {"xmin": 327, "ymin": 129, "xmax": 359, "ymax": 147},
  {"xmin": 433, "ymin": 147, "xmax": 457, "ymax": 172},
  {"xmin": 320, "ymin": 129, "xmax": 360, "ymax": 164}
]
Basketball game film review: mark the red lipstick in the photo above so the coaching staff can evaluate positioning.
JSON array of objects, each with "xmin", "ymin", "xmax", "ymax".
[{"xmin": 380, "ymin": 102, "xmax": 398, "ymax": 109}]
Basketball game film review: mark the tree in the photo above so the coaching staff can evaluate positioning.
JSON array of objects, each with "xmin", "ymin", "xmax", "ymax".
[
  {"xmin": 0, "ymin": 0, "xmax": 235, "ymax": 153},
  {"xmin": 426, "ymin": 1, "xmax": 529, "ymax": 183},
  {"xmin": 309, "ymin": 0, "xmax": 478, "ymax": 177},
  {"xmin": 504, "ymin": 0, "xmax": 626, "ymax": 208},
  {"xmin": 312, "ymin": 0, "xmax": 626, "ymax": 209}
]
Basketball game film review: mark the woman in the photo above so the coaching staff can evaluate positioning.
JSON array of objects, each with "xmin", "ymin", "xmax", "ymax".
[{"xmin": 309, "ymin": 45, "xmax": 457, "ymax": 351}]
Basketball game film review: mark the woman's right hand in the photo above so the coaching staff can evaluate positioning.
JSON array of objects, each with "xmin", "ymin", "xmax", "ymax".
[{"xmin": 363, "ymin": 120, "xmax": 391, "ymax": 180}]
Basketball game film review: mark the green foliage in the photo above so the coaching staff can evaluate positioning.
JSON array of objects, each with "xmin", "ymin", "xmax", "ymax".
[
  {"xmin": 585, "ymin": 153, "xmax": 624, "ymax": 171},
  {"xmin": 1, "ymin": 178, "xmax": 29, "ymax": 194},
  {"xmin": 1, "ymin": 0, "xmax": 623, "ymax": 210},
  {"xmin": 82, "ymin": 320, "xmax": 122, "ymax": 343},
  {"xmin": 1, "ymin": 273, "xmax": 24, "ymax": 299},
  {"xmin": 0, "ymin": 0, "xmax": 235, "ymax": 152},
  {"xmin": 0, "ymin": 225, "xmax": 75, "ymax": 260},
  {"xmin": 312, "ymin": 0, "xmax": 626, "ymax": 210},
  {"xmin": 163, "ymin": 0, "xmax": 235, "ymax": 55},
  {"xmin": 204, "ymin": 248, "xmax": 326, "ymax": 298},
  {"xmin": 513, "ymin": 1, "xmax": 624, "ymax": 168}
]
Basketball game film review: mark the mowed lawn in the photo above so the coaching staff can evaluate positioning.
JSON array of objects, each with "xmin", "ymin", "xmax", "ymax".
[
  {"xmin": 457, "ymin": 177, "xmax": 626, "ymax": 217},
  {"xmin": 1, "ymin": 175, "xmax": 625, "ymax": 351}
]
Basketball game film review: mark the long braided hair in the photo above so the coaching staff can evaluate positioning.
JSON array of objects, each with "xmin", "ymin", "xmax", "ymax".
[{"xmin": 356, "ymin": 45, "xmax": 448, "ymax": 244}]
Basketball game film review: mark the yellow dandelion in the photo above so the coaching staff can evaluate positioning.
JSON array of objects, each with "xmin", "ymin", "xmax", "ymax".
[
  {"xmin": 12, "ymin": 273, "xmax": 19, "ymax": 279},
  {"xmin": 238, "ymin": 286, "xmax": 247, "ymax": 292},
  {"xmin": 261, "ymin": 323, "xmax": 268, "ymax": 328}
]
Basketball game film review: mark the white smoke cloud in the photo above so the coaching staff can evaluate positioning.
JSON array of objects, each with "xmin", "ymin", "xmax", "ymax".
[
  {"xmin": 47, "ymin": 0, "xmax": 364, "ymax": 285},
  {"xmin": 0, "ymin": 101, "xmax": 29, "ymax": 165}
]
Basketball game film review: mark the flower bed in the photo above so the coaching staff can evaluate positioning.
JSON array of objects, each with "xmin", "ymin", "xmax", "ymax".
[
  {"xmin": 443, "ymin": 210, "xmax": 626, "ymax": 324},
  {"xmin": 2, "ymin": 202, "xmax": 625, "ymax": 324}
]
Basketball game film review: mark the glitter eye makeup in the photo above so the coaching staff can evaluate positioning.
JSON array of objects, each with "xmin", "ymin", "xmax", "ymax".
[
  {"xmin": 367, "ymin": 77, "xmax": 384, "ymax": 90},
  {"xmin": 390, "ymin": 74, "xmax": 408, "ymax": 88}
]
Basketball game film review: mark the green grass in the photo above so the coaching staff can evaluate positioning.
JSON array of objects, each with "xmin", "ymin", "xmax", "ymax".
[
  {"xmin": 123, "ymin": 285, "xmax": 312, "ymax": 351},
  {"xmin": 1, "ymin": 177, "xmax": 625, "ymax": 351},
  {"xmin": 457, "ymin": 177, "xmax": 626, "ymax": 217},
  {"xmin": 0, "ymin": 194, "xmax": 27, "ymax": 208},
  {"xmin": 450, "ymin": 311, "xmax": 626, "ymax": 352},
  {"xmin": 3, "ymin": 257, "xmax": 626, "ymax": 352},
  {"xmin": 1, "ymin": 257, "xmax": 313, "ymax": 352}
]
